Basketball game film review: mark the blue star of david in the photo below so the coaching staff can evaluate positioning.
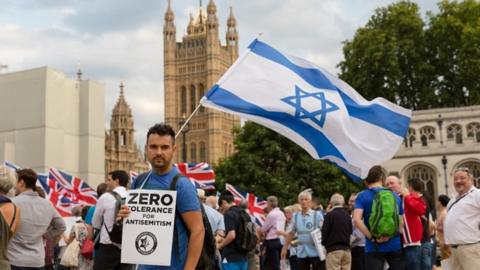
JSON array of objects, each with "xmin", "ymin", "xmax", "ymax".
[{"xmin": 281, "ymin": 85, "xmax": 339, "ymax": 128}]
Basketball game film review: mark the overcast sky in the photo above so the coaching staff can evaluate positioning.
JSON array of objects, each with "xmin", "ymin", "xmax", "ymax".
[{"xmin": 0, "ymin": 0, "xmax": 438, "ymax": 147}]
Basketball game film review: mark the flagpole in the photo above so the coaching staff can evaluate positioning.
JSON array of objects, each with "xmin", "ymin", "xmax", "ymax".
[{"xmin": 175, "ymin": 100, "xmax": 205, "ymax": 139}]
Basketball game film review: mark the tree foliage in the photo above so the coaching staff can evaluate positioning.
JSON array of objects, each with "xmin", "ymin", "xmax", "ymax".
[
  {"xmin": 339, "ymin": 0, "xmax": 480, "ymax": 110},
  {"xmin": 214, "ymin": 122, "xmax": 362, "ymax": 207}
]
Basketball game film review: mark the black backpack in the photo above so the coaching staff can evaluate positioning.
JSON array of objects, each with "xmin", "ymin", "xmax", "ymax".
[
  {"xmin": 93, "ymin": 191, "xmax": 123, "ymax": 249},
  {"xmin": 134, "ymin": 172, "xmax": 216, "ymax": 269},
  {"xmin": 235, "ymin": 209, "xmax": 257, "ymax": 253}
]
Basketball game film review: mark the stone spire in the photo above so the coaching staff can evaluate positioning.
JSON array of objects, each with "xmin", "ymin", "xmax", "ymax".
[
  {"xmin": 226, "ymin": 6, "xmax": 238, "ymax": 46},
  {"xmin": 205, "ymin": 0, "xmax": 217, "ymax": 33},
  {"xmin": 164, "ymin": 0, "xmax": 176, "ymax": 40},
  {"xmin": 112, "ymin": 82, "xmax": 132, "ymax": 118},
  {"xmin": 187, "ymin": 13, "xmax": 194, "ymax": 34}
]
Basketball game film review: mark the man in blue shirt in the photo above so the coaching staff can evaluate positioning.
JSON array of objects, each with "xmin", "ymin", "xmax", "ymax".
[
  {"xmin": 353, "ymin": 166, "xmax": 404, "ymax": 270},
  {"xmin": 120, "ymin": 123, "xmax": 205, "ymax": 270}
]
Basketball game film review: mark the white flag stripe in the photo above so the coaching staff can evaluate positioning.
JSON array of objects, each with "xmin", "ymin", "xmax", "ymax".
[{"xmin": 205, "ymin": 51, "xmax": 403, "ymax": 177}]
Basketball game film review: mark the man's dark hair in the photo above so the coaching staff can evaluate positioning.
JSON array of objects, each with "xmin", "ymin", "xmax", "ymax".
[
  {"xmin": 438, "ymin": 194, "xmax": 450, "ymax": 207},
  {"xmin": 219, "ymin": 191, "xmax": 234, "ymax": 205},
  {"xmin": 97, "ymin": 183, "xmax": 107, "ymax": 197},
  {"xmin": 407, "ymin": 178, "xmax": 423, "ymax": 192},
  {"xmin": 16, "ymin": 169, "xmax": 38, "ymax": 189},
  {"xmin": 146, "ymin": 123, "xmax": 176, "ymax": 144},
  {"xmin": 108, "ymin": 170, "xmax": 129, "ymax": 187},
  {"xmin": 364, "ymin": 165, "xmax": 386, "ymax": 184}
]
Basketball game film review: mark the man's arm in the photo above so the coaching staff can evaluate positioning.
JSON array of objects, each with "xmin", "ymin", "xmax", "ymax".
[
  {"xmin": 321, "ymin": 213, "xmax": 331, "ymax": 246},
  {"xmin": 261, "ymin": 213, "xmax": 274, "ymax": 233},
  {"xmin": 218, "ymin": 229, "xmax": 236, "ymax": 250},
  {"xmin": 352, "ymin": 208, "xmax": 371, "ymax": 240},
  {"xmin": 280, "ymin": 232, "xmax": 294, "ymax": 259},
  {"xmin": 92, "ymin": 197, "xmax": 105, "ymax": 229},
  {"xmin": 181, "ymin": 210, "xmax": 205, "ymax": 270}
]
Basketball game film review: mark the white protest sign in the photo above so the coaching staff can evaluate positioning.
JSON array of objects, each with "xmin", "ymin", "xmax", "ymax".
[{"xmin": 121, "ymin": 189, "xmax": 176, "ymax": 266}]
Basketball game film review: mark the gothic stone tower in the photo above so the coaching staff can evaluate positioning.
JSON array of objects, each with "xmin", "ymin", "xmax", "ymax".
[
  {"xmin": 164, "ymin": 0, "xmax": 240, "ymax": 164},
  {"xmin": 105, "ymin": 83, "xmax": 149, "ymax": 175}
]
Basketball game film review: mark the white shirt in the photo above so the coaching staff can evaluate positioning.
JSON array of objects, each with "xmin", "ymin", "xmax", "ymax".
[
  {"xmin": 444, "ymin": 187, "xmax": 480, "ymax": 245},
  {"xmin": 92, "ymin": 186, "xmax": 128, "ymax": 247}
]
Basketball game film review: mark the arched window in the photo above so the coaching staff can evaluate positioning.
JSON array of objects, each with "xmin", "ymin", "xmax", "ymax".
[
  {"xmin": 199, "ymin": 83, "xmax": 205, "ymax": 113},
  {"xmin": 190, "ymin": 85, "xmax": 196, "ymax": 113},
  {"xmin": 405, "ymin": 164, "xmax": 436, "ymax": 201},
  {"xmin": 199, "ymin": 142, "xmax": 206, "ymax": 162},
  {"xmin": 466, "ymin": 122, "xmax": 480, "ymax": 143},
  {"xmin": 457, "ymin": 161, "xmax": 480, "ymax": 188},
  {"xmin": 190, "ymin": 143, "xmax": 197, "ymax": 163},
  {"xmin": 181, "ymin": 86, "xmax": 187, "ymax": 114},
  {"xmin": 405, "ymin": 128, "xmax": 416, "ymax": 148},
  {"xmin": 447, "ymin": 124, "xmax": 463, "ymax": 144},
  {"xmin": 419, "ymin": 126, "xmax": 436, "ymax": 146}
]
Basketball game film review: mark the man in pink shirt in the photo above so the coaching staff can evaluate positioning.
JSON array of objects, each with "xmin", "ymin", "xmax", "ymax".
[{"xmin": 261, "ymin": 196, "xmax": 286, "ymax": 270}]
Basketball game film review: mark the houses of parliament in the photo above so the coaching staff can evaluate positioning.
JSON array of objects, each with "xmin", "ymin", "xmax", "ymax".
[{"xmin": 105, "ymin": 0, "xmax": 240, "ymax": 173}]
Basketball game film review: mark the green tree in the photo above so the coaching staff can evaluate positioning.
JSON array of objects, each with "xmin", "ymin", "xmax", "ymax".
[
  {"xmin": 339, "ymin": 0, "xmax": 480, "ymax": 110},
  {"xmin": 426, "ymin": 0, "xmax": 480, "ymax": 106},
  {"xmin": 214, "ymin": 122, "xmax": 362, "ymax": 207},
  {"xmin": 338, "ymin": 1, "xmax": 434, "ymax": 110}
]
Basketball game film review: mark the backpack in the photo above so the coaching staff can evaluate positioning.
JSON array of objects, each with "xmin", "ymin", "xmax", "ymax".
[
  {"xmin": 235, "ymin": 208, "xmax": 257, "ymax": 253},
  {"xmin": 368, "ymin": 188, "xmax": 400, "ymax": 238},
  {"xmin": 104, "ymin": 191, "xmax": 124, "ymax": 244},
  {"xmin": 134, "ymin": 172, "xmax": 216, "ymax": 269}
]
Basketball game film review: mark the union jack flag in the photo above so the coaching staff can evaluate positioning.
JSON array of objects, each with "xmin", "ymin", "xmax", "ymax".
[
  {"xmin": 175, "ymin": 162, "xmax": 215, "ymax": 190},
  {"xmin": 130, "ymin": 168, "xmax": 211, "ymax": 189},
  {"xmin": 48, "ymin": 168, "xmax": 97, "ymax": 216},
  {"xmin": 3, "ymin": 162, "xmax": 97, "ymax": 217},
  {"xmin": 4, "ymin": 161, "xmax": 49, "ymax": 193},
  {"xmin": 225, "ymin": 183, "xmax": 267, "ymax": 225}
]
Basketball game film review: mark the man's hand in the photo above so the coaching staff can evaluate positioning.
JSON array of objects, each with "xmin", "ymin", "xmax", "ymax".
[
  {"xmin": 116, "ymin": 205, "xmax": 130, "ymax": 221},
  {"xmin": 371, "ymin": 236, "xmax": 389, "ymax": 244}
]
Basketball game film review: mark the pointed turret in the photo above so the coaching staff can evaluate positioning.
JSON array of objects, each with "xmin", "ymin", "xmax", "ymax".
[
  {"xmin": 112, "ymin": 82, "xmax": 132, "ymax": 117},
  {"xmin": 187, "ymin": 13, "xmax": 194, "ymax": 34},
  {"xmin": 163, "ymin": 0, "xmax": 176, "ymax": 42},
  {"xmin": 226, "ymin": 6, "xmax": 238, "ymax": 58},
  {"xmin": 206, "ymin": 0, "xmax": 218, "ymax": 34}
]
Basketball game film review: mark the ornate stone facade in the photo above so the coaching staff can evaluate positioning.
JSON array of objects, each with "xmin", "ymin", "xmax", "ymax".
[
  {"xmin": 382, "ymin": 105, "xmax": 480, "ymax": 200},
  {"xmin": 105, "ymin": 83, "xmax": 149, "ymax": 174},
  {"xmin": 163, "ymin": 0, "xmax": 240, "ymax": 164}
]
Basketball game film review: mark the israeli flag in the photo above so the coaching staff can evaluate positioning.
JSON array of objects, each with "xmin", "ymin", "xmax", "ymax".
[{"xmin": 202, "ymin": 39, "xmax": 411, "ymax": 181}]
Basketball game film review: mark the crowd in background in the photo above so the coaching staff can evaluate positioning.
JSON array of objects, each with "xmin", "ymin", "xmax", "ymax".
[{"xmin": 0, "ymin": 123, "xmax": 479, "ymax": 270}]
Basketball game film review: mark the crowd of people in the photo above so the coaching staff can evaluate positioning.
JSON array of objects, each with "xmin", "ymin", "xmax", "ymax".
[{"xmin": 0, "ymin": 122, "xmax": 479, "ymax": 270}]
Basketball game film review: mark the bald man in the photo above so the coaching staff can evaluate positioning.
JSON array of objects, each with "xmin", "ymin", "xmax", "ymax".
[{"xmin": 386, "ymin": 175, "xmax": 403, "ymax": 195}]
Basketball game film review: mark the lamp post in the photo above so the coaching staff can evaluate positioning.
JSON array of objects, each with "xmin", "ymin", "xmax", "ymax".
[
  {"xmin": 437, "ymin": 114, "xmax": 444, "ymax": 145},
  {"xmin": 442, "ymin": 155, "xmax": 448, "ymax": 196},
  {"xmin": 179, "ymin": 118, "xmax": 190, "ymax": 163}
]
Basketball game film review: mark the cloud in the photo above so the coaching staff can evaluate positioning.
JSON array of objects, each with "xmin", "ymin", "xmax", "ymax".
[{"xmin": 0, "ymin": 0, "xmax": 441, "ymax": 150}]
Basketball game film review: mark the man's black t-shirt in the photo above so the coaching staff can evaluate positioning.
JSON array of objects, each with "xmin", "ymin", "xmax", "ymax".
[{"xmin": 221, "ymin": 206, "xmax": 249, "ymax": 262}]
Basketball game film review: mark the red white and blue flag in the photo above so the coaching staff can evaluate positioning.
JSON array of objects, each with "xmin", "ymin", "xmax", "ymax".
[
  {"xmin": 175, "ymin": 162, "xmax": 215, "ymax": 190},
  {"xmin": 48, "ymin": 168, "xmax": 97, "ymax": 216},
  {"xmin": 226, "ymin": 183, "xmax": 267, "ymax": 225},
  {"xmin": 3, "ymin": 162, "xmax": 97, "ymax": 217}
]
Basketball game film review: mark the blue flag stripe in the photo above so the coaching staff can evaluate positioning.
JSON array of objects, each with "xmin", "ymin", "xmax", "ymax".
[
  {"xmin": 206, "ymin": 85, "xmax": 347, "ymax": 162},
  {"xmin": 248, "ymin": 39, "xmax": 410, "ymax": 137}
]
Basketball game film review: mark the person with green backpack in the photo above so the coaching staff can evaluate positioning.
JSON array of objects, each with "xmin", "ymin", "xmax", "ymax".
[{"xmin": 352, "ymin": 165, "xmax": 405, "ymax": 270}]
